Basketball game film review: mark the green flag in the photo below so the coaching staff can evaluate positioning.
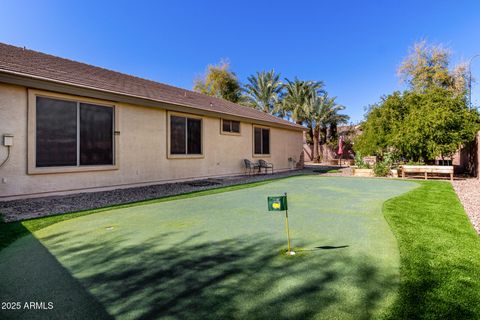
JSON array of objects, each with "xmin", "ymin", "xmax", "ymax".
[{"xmin": 267, "ymin": 195, "xmax": 288, "ymax": 211}]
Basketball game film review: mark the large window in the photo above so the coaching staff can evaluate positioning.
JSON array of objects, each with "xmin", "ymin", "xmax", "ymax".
[
  {"xmin": 170, "ymin": 115, "xmax": 202, "ymax": 155},
  {"xmin": 254, "ymin": 127, "xmax": 270, "ymax": 155},
  {"xmin": 222, "ymin": 119, "xmax": 240, "ymax": 133},
  {"xmin": 80, "ymin": 103, "xmax": 114, "ymax": 165},
  {"xmin": 35, "ymin": 96, "xmax": 114, "ymax": 167}
]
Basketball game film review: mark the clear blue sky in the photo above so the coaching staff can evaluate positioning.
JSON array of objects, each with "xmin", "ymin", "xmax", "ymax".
[{"xmin": 2, "ymin": 0, "xmax": 480, "ymax": 122}]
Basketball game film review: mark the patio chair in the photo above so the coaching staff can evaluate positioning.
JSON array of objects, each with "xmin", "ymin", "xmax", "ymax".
[
  {"xmin": 243, "ymin": 159, "xmax": 260, "ymax": 175},
  {"xmin": 258, "ymin": 159, "xmax": 274, "ymax": 174}
]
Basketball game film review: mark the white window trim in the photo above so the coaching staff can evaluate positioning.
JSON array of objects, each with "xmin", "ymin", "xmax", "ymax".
[
  {"xmin": 252, "ymin": 125, "xmax": 271, "ymax": 158},
  {"xmin": 27, "ymin": 89, "xmax": 120, "ymax": 174},
  {"xmin": 167, "ymin": 111, "xmax": 204, "ymax": 159}
]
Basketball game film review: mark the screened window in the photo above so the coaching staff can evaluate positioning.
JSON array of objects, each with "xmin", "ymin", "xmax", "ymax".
[
  {"xmin": 80, "ymin": 103, "xmax": 113, "ymax": 165},
  {"xmin": 170, "ymin": 115, "xmax": 202, "ymax": 155},
  {"xmin": 222, "ymin": 119, "xmax": 240, "ymax": 133},
  {"xmin": 36, "ymin": 96, "xmax": 114, "ymax": 167},
  {"xmin": 254, "ymin": 127, "xmax": 270, "ymax": 155},
  {"xmin": 36, "ymin": 97, "xmax": 77, "ymax": 167}
]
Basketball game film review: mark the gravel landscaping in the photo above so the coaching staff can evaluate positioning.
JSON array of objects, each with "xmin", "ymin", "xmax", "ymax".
[
  {"xmin": 0, "ymin": 169, "xmax": 323, "ymax": 222},
  {"xmin": 452, "ymin": 178, "xmax": 480, "ymax": 234},
  {"xmin": 0, "ymin": 165, "xmax": 354, "ymax": 222}
]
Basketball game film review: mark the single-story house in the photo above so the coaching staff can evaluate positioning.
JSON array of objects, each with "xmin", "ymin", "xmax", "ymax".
[{"xmin": 0, "ymin": 43, "xmax": 305, "ymax": 200}]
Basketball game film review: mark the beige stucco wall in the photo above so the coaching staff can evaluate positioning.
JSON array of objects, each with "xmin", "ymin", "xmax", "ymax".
[{"xmin": 0, "ymin": 83, "xmax": 304, "ymax": 199}]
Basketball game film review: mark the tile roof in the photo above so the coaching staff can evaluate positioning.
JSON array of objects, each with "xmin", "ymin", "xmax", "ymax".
[{"xmin": 0, "ymin": 42, "xmax": 304, "ymax": 130}]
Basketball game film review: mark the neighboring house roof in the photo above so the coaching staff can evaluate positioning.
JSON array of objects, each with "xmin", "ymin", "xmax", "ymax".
[{"xmin": 0, "ymin": 42, "xmax": 304, "ymax": 130}]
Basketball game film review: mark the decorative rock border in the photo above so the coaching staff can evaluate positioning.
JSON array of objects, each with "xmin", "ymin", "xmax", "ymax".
[
  {"xmin": 452, "ymin": 178, "xmax": 480, "ymax": 234},
  {"xmin": 0, "ymin": 170, "xmax": 311, "ymax": 222}
]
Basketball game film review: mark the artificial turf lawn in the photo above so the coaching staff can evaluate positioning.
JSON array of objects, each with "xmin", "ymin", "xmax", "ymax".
[
  {"xmin": 383, "ymin": 181, "xmax": 480, "ymax": 319},
  {"xmin": 0, "ymin": 178, "xmax": 282, "ymax": 251},
  {"xmin": 312, "ymin": 169, "xmax": 341, "ymax": 174},
  {"xmin": 0, "ymin": 177, "xmax": 479, "ymax": 319},
  {"xmin": 0, "ymin": 176, "xmax": 416, "ymax": 319}
]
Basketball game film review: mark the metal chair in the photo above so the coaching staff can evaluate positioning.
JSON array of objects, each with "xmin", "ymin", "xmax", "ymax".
[
  {"xmin": 243, "ymin": 159, "xmax": 260, "ymax": 175},
  {"xmin": 258, "ymin": 159, "xmax": 274, "ymax": 174}
]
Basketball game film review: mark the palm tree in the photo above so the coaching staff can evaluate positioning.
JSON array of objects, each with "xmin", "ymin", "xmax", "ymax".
[
  {"xmin": 281, "ymin": 78, "xmax": 324, "ymax": 124},
  {"xmin": 243, "ymin": 70, "xmax": 283, "ymax": 114},
  {"xmin": 305, "ymin": 92, "xmax": 349, "ymax": 162},
  {"xmin": 326, "ymin": 104, "xmax": 349, "ymax": 143},
  {"xmin": 280, "ymin": 79, "xmax": 324, "ymax": 159},
  {"xmin": 280, "ymin": 78, "xmax": 348, "ymax": 163},
  {"xmin": 305, "ymin": 91, "xmax": 328, "ymax": 162}
]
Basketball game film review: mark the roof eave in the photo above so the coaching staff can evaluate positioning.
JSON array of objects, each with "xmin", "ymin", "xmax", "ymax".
[{"xmin": 0, "ymin": 70, "xmax": 306, "ymax": 131}]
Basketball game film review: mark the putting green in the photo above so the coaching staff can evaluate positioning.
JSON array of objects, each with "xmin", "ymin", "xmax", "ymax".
[{"xmin": 0, "ymin": 176, "xmax": 417, "ymax": 319}]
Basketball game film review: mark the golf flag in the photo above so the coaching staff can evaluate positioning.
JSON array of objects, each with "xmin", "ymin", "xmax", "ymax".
[
  {"xmin": 268, "ymin": 195, "xmax": 288, "ymax": 211},
  {"xmin": 267, "ymin": 193, "xmax": 294, "ymax": 255}
]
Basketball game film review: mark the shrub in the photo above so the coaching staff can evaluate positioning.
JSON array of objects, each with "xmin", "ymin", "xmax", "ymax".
[
  {"xmin": 354, "ymin": 152, "xmax": 371, "ymax": 169},
  {"xmin": 373, "ymin": 152, "xmax": 395, "ymax": 177},
  {"xmin": 374, "ymin": 161, "xmax": 390, "ymax": 177}
]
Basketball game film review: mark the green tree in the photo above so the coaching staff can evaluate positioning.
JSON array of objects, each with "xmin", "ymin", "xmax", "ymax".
[
  {"xmin": 355, "ymin": 88, "xmax": 479, "ymax": 161},
  {"xmin": 398, "ymin": 41, "xmax": 468, "ymax": 96},
  {"xmin": 243, "ymin": 70, "xmax": 283, "ymax": 114},
  {"xmin": 356, "ymin": 41, "xmax": 479, "ymax": 163},
  {"xmin": 354, "ymin": 92, "xmax": 407, "ymax": 156},
  {"xmin": 394, "ymin": 88, "xmax": 479, "ymax": 161},
  {"xmin": 194, "ymin": 60, "xmax": 242, "ymax": 103}
]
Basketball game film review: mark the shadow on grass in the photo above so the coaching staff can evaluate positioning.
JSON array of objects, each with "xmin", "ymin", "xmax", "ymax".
[
  {"xmin": 4, "ymin": 228, "xmax": 398, "ymax": 319},
  {"xmin": 0, "ymin": 223, "xmax": 113, "ymax": 320},
  {"xmin": 316, "ymin": 245, "xmax": 350, "ymax": 250},
  {"xmin": 0, "ymin": 220, "xmax": 31, "ymax": 251},
  {"xmin": 3, "ymin": 180, "xmax": 479, "ymax": 319},
  {"xmin": 295, "ymin": 245, "xmax": 350, "ymax": 253}
]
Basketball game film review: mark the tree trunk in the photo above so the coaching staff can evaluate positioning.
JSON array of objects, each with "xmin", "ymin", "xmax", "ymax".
[
  {"xmin": 329, "ymin": 123, "xmax": 338, "ymax": 142},
  {"xmin": 320, "ymin": 127, "xmax": 328, "ymax": 145},
  {"xmin": 313, "ymin": 126, "xmax": 320, "ymax": 163},
  {"xmin": 308, "ymin": 126, "xmax": 314, "ymax": 146}
]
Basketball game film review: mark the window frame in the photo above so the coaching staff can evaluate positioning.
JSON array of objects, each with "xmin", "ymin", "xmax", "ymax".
[
  {"xmin": 220, "ymin": 118, "xmax": 241, "ymax": 135},
  {"xmin": 252, "ymin": 125, "xmax": 271, "ymax": 157},
  {"xmin": 28, "ymin": 89, "xmax": 120, "ymax": 174},
  {"xmin": 167, "ymin": 111, "xmax": 204, "ymax": 159}
]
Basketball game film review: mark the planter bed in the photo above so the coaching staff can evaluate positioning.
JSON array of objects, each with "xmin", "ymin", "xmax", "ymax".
[{"xmin": 352, "ymin": 167, "xmax": 374, "ymax": 177}]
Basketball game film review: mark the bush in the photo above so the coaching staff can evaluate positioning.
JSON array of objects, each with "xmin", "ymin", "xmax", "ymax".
[
  {"xmin": 354, "ymin": 152, "xmax": 371, "ymax": 169},
  {"xmin": 374, "ymin": 161, "xmax": 390, "ymax": 177},
  {"xmin": 373, "ymin": 152, "xmax": 395, "ymax": 177},
  {"xmin": 406, "ymin": 160, "xmax": 424, "ymax": 165}
]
